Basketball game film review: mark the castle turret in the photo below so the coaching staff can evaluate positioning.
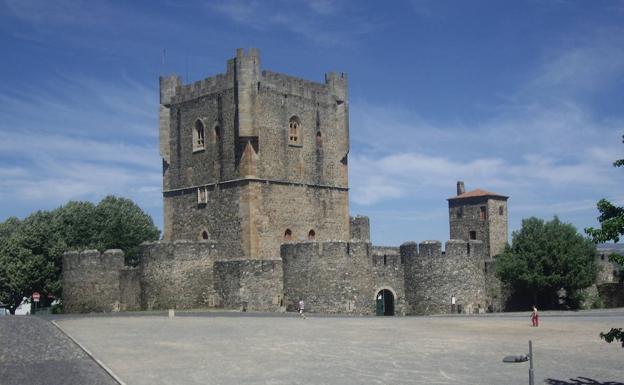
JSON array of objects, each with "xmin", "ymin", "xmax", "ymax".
[{"xmin": 447, "ymin": 182, "xmax": 508, "ymax": 258}]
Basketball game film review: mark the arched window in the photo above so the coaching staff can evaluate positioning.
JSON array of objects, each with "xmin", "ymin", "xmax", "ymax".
[
  {"xmin": 193, "ymin": 119, "xmax": 205, "ymax": 151},
  {"xmin": 201, "ymin": 230, "xmax": 209, "ymax": 240},
  {"xmin": 288, "ymin": 116, "xmax": 301, "ymax": 146},
  {"xmin": 308, "ymin": 229, "xmax": 316, "ymax": 240},
  {"xmin": 284, "ymin": 229, "xmax": 292, "ymax": 241}
]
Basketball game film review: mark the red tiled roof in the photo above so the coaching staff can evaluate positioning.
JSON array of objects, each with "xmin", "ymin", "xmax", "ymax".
[{"xmin": 447, "ymin": 188, "xmax": 508, "ymax": 201}]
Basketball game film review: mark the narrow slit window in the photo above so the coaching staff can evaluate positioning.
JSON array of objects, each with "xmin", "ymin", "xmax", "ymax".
[{"xmin": 284, "ymin": 229, "xmax": 292, "ymax": 241}]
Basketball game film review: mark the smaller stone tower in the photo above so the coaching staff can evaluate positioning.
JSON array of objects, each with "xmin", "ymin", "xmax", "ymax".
[{"xmin": 447, "ymin": 181, "xmax": 508, "ymax": 258}]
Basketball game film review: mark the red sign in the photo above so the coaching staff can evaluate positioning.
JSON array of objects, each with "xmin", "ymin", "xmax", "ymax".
[{"xmin": 32, "ymin": 292, "xmax": 40, "ymax": 303}]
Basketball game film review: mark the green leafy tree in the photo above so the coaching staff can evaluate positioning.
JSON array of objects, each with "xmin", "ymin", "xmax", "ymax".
[
  {"xmin": 585, "ymin": 134, "xmax": 624, "ymax": 347},
  {"xmin": 0, "ymin": 196, "xmax": 159, "ymax": 313},
  {"xmin": 496, "ymin": 216, "xmax": 597, "ymax": 310},
  {"xmin": 93, "ymin": 196, "xmax": 160, "ymax": 266}
]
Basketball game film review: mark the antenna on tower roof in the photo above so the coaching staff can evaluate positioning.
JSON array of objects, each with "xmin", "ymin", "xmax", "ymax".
[{"xmin": 161, "ymin": 48, "xmax": 166, "ymax": 75}]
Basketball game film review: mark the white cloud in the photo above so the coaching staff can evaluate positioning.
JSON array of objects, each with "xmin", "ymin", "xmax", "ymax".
[
  {"xmin": 349, "ymin": 32, "xmax": 624, "ymax": 213},
  {"xmin": 0, "ymin": 72, "xmax": 162, "ymax": 219}
]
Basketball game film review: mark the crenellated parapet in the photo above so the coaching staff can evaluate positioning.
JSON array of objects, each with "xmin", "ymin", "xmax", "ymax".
[
  {"xmin": 404, "ymin": 239, "xmax": 487, "ymax": 315},
  {"xmin": 62, "ymin": 249, "xmax": 135, "ymax": 313}
]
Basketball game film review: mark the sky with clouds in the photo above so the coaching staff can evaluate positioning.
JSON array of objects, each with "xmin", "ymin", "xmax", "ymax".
[{"xmin": 0, "ymin": 0, "xmax": 623, "ymax": 246}]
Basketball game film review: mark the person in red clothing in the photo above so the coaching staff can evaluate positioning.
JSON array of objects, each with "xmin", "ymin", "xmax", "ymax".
[{"xmin": 531, "ymin": 305, "xmax": 539, "ymax": 327}]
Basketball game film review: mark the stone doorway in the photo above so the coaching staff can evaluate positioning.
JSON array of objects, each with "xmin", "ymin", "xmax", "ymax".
[{"xmin": 375, "ymin": 289, "xmax": 394, "ymax": 316}]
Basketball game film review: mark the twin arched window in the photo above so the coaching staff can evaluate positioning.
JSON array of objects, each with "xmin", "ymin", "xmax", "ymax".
[
  {"xmin": 193, "ymin": 119, "xmax": 221, "ymax": 152},
  {"xmin": 193, "ymin": 119, "xmax": 205, "ymax": 151},
  {"xmin": 288, "ymin": 116, "xmax": 300, "ymax": 145}
]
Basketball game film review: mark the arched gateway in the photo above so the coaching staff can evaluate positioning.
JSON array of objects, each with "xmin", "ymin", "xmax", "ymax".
[{"xmin": 375, "ymin": 289, "xmax": 395, "ymax": 316}]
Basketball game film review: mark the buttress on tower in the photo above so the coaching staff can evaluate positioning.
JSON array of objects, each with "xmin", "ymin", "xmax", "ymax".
[{"xmin": 159, "ymin": 48, "xmax": 350, "ymax": 259}]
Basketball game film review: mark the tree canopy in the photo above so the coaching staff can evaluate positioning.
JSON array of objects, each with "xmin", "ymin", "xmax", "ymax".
[
  {"xmin": 496, "ymin": 216, "xmax": 597, "ymax": 310},
  {"xmin": 0, "ymin": 196, "xmax": 159, "ymax": 314},
  {"xmin": 585, "ymin": 134, "xmax": 624, "ymax": 347}
]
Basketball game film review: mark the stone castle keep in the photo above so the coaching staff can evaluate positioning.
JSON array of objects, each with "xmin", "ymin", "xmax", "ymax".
[{"xmin": 63, "ymin": 49, "xmax": 509, "ymax": 315}]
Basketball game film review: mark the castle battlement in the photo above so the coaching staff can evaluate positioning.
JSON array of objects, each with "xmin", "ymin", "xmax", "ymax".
[{"xmin": 62, "ymin": 249, "xmax": 124, "ymax": 270}]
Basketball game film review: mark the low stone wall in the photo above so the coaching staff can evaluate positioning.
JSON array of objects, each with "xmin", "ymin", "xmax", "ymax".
[
  {"xmin": 62, "ymin": 249, "xmax": 124, "ymax": 313},
  {"xmin": 598, "ymin": 283, "xmax": 624, "ymax": 308},
  {"xmin": 140, "ymin": 241, "xmax": 219, "ymax": 310},
  {"xmin": 215, "ymin": 259, "xmax": 284, "ymax": 311}
]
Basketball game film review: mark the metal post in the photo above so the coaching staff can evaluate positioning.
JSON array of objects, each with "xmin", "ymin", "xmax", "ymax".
[{"xmin": 528, "ymin": 340, "xmax": 534, "ymax": 385}]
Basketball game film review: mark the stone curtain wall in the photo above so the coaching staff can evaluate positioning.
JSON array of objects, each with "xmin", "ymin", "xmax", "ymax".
[
  {"xmin": 282, "ymin": 241, "xmax": 382, "ymax": 315},
  {"xmin": 405, "ymin": 240, "xmax": 487, "ymax": 315},
  {"xmin": 371, "ymin": 246, "xmax": 407, "ymax": 315},
  {"xmin": 140, "ymin": 241, "xmax": 219, "ymax": 310},
  {"xmin": 598, "ymin": 283, "xmax": 624, "ymax": 308},
  {"xmin": 62, "ymin": 250, "xmax": 125, "ymax": 313},
  {"xmin": 215, "ymin": 259, "xmax": 284, "ymax": 311}
]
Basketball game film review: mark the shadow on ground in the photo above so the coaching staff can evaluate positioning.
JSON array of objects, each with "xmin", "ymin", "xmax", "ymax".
[{"xmin": 546, "ymin": 377, "xmax": 624, "ymax": 385}]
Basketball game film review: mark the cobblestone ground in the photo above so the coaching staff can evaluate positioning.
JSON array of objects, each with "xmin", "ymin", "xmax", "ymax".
[
  {"xmin": 53, "ymin": 310, "xmax": 623, "ymax": 385},
  {"xmin": 0, "ymin": 316, "xmax": 118, "ymax": 385}
]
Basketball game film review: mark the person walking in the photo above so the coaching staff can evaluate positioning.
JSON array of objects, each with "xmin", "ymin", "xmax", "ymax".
[
  {"xmin": 531, "ymin": 305, "xmax": 539, "ymax": 327},
  {"xmin": 298, "ymin": 299, "xmax": 307, "ymax": 319}
]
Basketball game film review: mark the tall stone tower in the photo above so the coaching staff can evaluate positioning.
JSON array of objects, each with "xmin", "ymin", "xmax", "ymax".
[
  {"xmin": 159, "ymin": 48, "xmax": 350, "ymax": 259},
  {"xmin": 448, "ymin": 181, "xmax": 508, "ymax": 258}
]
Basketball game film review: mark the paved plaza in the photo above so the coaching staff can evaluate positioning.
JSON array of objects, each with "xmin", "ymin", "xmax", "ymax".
[
  {"xmin": 0, "ymin": 316, "xmax": 117, "ymax": 385},
  {"xmin": 46, "ymin": 310, "xmax": 624, "ymax": 385}
]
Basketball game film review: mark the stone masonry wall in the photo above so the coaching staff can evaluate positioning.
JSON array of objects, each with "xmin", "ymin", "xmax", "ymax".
[
  {"xmin": 487, "ymin": 198, "xmax": 508, "ymax": 257},
  {"xmin": 282, "ymin": 241, "xmax": 381, "ymax": 315},
  {"xmin": 406, "ymin": 240, "xmax": 487, "ymax": 315},
  {"xmin": 62, "ymin": 249, "xmax": 124, "ymax": 313},
  {"xmin": 597, "ymin": 283, "xmax": 624, "ymax": 308},
  {"xmin": 449, "ymin": 197, "xmax": 507, "ymax": 258},
  {"xmin": 350, "ymin": 216, "xmax": 371, "ymax": 241},
  {"xmin": 140, "ymin": 241, "xmax": 219, "ymax": 310},
  {"xmin": 371, "ymin": 246, "xmax": 406, "ymax": 315},
  {"xmin": 119, "ymin": 267, "xmax": 141, "ymax": 311},
  {"xmin": 214, "ymin": 259, "xmax": 284, "ymax": 311},
  {"xmin": 160, "ymin": 49, "xmax": 350, "ymax": 261}
]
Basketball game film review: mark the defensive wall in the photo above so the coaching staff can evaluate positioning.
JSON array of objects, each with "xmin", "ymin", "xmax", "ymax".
[
  {"xmin": 281, "ymin": 238, "xmax": 487, "ymax": 316},
  {"xmin": 63, "ymin": 234, "xmax": 489, "ymax": 315},
  {"xmin": 63, "ymin": 241, "xmax": 283, "ymax": 313}
]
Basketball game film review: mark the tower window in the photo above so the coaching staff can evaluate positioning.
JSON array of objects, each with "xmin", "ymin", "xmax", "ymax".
[
  {"xmin": 469, "ymin": 231, "xmax": 477, "ymax": 240},
  {"xmin": 308, "ymin": 229, "xmax": 316, "ymax": 240},
  {"xmin": 288, "ymin": 116, "xmax": 301, "ymax": 146},
  {"xmin": 456, "ymin": 207, "xmax": 463, "ymax": 219},
  {"xmin": 197, "ymin": 187, "xmax": 207, "ymax": 206},
  {"xmin": 201, "ymin": 230, "xmax": 209, "ymax": 240},
  {"xmin": 193, "ymin": 119, "xmax": 205, "ymax": 151},
  {"xmin": 316, "ymin": 131, "xmax": 322, "ymax": 146},
  {"xmin": 284, "ymin": 229, "xmax": 292, "ymax": 241},
  {"xmin": 499, "ymin": 206, "xmax": 504, "ymax": 216},
  {"xmin": 480, "ymin": 206, "xmax": 487, "ymax": 220}
]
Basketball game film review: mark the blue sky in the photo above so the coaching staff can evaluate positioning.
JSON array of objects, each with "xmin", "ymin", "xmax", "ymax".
[{"xmin": 1, "ymin": 0, "xmax": 623, "ymax": 246}]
